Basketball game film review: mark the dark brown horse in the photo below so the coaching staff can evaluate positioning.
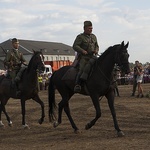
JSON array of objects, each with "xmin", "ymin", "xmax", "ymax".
[
  {"xmin": 0, "ymin": 51, "xmax": 45, "ymax": 129},
  {"xmin": 48, "ymin": 41, "xmax": 130, "ymax": 136}
]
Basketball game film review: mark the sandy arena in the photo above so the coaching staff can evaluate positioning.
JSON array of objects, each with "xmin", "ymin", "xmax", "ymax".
[{"xmin": 0, "ymin": 84, "xmax": 150, "ymax": 150}]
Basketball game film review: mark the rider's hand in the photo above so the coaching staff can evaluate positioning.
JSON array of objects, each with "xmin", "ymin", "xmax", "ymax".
[
  {"xmin": 10, "ymin": 61, "xmax": 13, "ymax": 66},
  {"xmin": 23, "ymin": 62, "xmax": 28, "ymax": 66},
  {"xmin": 93, "ymin": 50, "xmax": 98, "ymax": 55},
  {"xmin": 82, "ymin": 50, "xmax": 88, "ymax": 55}
]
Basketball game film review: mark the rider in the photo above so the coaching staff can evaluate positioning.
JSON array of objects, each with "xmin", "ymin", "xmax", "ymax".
[
  {"xmin": 4, "ymin": 38, "xmax": 27, "ymax": 96},
  {"xmin": 73, "ymin": 21, "xmax": 99, "ymax": 93}
]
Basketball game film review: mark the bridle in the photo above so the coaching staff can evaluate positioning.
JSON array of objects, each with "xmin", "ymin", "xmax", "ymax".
[{"xmin": 114, "ymin": 49, "xmax": 129, "ymax": 72}]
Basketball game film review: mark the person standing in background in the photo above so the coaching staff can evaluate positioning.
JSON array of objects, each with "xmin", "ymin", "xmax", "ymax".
[
  {"xmin": 38, "ymin": 74, "xmax": 43, "ymax": 91},
  {"xmin": 136, "ymin": 63, "xmax": 144, "ymax": 98},
  {"xmin": 131, "ymin": 61, "xmax": 139, "ymax": 96}
]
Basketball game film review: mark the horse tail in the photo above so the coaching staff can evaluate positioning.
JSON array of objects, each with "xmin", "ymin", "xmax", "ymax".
[{"xmin": 48, "ymin": 72, "xmax": 57, "ymax": 122}]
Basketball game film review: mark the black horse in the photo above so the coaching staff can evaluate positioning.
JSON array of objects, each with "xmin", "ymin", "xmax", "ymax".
[
  {"xmin": 48, "ymin": 41, "xmax": 130, "ymax": 136},
  {"xmin": 0, "ymin": 51, "xmax": 45, "ymax": 129}
]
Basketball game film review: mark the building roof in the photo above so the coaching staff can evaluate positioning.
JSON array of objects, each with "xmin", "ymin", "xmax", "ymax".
[
  {"xmin": 0, "ymin": 39, "xmax": 75, "ymax": 57},
  {"xmin": 0, "ymin": 59, "xmax": 4, "ymax": 69}
]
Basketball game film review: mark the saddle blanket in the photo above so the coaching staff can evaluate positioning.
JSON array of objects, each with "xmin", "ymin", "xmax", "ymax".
[{"xmin": 62, "ymin": 67, "xmax": 78, "ymax": 81}]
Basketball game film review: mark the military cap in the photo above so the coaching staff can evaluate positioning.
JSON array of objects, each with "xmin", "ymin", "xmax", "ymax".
[
  {"xmin": 11, "ymin": 38, "xmax": 19, "ymax": 43},
  {"xmin": 84, "ymin": 21, "xmax": 92, "ymax": 27}
]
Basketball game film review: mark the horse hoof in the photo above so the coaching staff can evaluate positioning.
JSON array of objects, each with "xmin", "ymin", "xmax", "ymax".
[
  {"xmin": 23, "ymin": 124, "xmax": 30, "ymax": 129},
  {"xmin": 53, "ymin": 121, "xmax": 59, "ymax": 128},
  {"xmin": 117, "ymin": 131, "xmax": 125, "ymax": 137},
  {"xmin": 38, "ymin": 119, "xmax": 43, "ymax": 124},
  {"xmin": 74, "ymin": 129, "xmax": 81, "ymax": 134},
  {"xmin": 85, "ymin": 123, "xmax": 90, "ymax": 130},
  {"xmin": 0, "ymin": 124, "xmax": 5, "ymax": 128},
  {"xmin": 0, "ymin": 121, "xmax": 4, "ymax": 127},
  {"xmin": 8, "ymin": 121, "xmax": 13, "ymax": 127}
]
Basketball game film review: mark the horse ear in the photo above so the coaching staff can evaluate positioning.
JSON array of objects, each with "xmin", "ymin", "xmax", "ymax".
[
  {"xmin": 125, "ymin": 41, "xmax": 129, "ymax": 48},
  {"xmin": 121, "ymin": 41, "xmax": 124, "ymax": 47},
  {"xmin": 32, "ymin": 49, "xmax": 35, "ymax": 54}
]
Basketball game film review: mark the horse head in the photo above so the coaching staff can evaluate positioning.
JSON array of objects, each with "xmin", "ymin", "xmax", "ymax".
[
  {"xmin": 28, "ymin": 50, "xmax": 45, "ymax": 73},
  {"xmin": 114, "ymin": 41, "xmax": 130, "ymax": 74}
]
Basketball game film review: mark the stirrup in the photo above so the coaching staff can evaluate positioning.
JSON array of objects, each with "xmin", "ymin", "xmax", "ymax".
[{"xmin": 74, "ymin": 85, "xmax": 81, "ymax": 93}]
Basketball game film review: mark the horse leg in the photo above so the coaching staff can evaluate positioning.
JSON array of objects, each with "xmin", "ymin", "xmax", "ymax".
[
  {"xmin": 54, "ymin": 92, "xmax": 78, "ymax": 132},
  {"xmin": 64, "ymin": 102, "xmax": 79, "ymax": 133},
  {"xmin": 85, "ymin": 94, "xmax": 101, "ymax": 130},
  {"xmin": 0, "ymin": 99, "xmax": 12, "ymax": 127},
  {"xmin": 54, "ymin": 99, "xmax": 79, "ymax": 133},
  {"xmin": 20, "ymin": 99, "xmax": 30, "ymax": 129},
  {"xmin": 1, "ymin": 104, "xmax": 12, "ymax": 126},
  {"xmin": 105, "ymin": 90, "xmax": 124, "ymax": 137},
  {"xmin": 53, "ymin": 100, "xmax": 63, "ymax": 127},
  {"xmin": 0, "ymin": 104, "xmax": 5, "ymax": 127},
  {"xmin": 32, "ymin": 95, "xmax": 45, "ymax": 125}
]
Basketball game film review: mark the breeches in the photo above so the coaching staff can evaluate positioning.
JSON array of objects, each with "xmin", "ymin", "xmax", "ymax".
[
  {"xmin": 8, "ymin": 69, "xmax": 19, "ymax": 80},
  {"xmin": 78, "ymin": 57, "xmax": 90, "ymax": 74}
]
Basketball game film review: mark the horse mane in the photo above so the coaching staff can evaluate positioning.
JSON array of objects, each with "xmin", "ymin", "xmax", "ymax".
[
  {"xmin": 27, "ymin": 51, "xmax": 41, "ymax": 72},
  {"xmin": 98, "ymin": 46, "xmax": 113, "ymax": 62},
  {"xmin": 98, "ymin": 44, "xmax": 120, "ymax": 62}
]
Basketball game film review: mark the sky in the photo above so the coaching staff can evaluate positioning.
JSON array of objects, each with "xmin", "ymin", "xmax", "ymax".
[{"xmin": 0, "ymin": 0, "xmax": 150, "ymax": 64}]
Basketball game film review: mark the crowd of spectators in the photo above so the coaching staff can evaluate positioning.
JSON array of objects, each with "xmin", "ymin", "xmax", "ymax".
[
  {"xmin": 38, "ymin": 73, "xmax": 52, "ymax": 91},
  {"xmin": 1, "ymin": 62, "xmax": 150, "ymax": 92},
  {"xmin": 116, "ymin": 63, "xmax": 150, "ymax": 85}
]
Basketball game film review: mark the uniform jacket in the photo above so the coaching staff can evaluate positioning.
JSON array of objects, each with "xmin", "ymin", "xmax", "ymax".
[
  {"xmin": 4, "ymin": 49, "xmax": 26, "ymax": 70},
  {"xmin": 73, "ymin": 33, "xmax": 99, "ymax": 56}
]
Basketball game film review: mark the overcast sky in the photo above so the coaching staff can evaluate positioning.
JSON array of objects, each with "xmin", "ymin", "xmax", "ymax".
[{"xmin": 0, "ymin": 0, "xmax": 150, "ymax": 64}]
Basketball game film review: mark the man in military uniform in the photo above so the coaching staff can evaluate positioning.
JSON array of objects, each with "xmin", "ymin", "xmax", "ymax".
[
  {"xmin": 4, "ymin": 38, "xmax": 27, "ymax": 96},
  {"xmin": 73, "ymin": 21, "xmax": 99, "ymax": 93}
]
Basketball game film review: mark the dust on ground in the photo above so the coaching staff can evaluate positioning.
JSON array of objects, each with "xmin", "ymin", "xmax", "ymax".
[{"xmin": 0, "ymin": 84, "xmax": 150, "ymax": 150}]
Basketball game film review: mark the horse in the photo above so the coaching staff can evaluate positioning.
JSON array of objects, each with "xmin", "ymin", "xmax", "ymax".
[
  {"xmin": 0, "ymin": 51, "xmax": 45, "ymax": 129},
  {"xmin": 48, "ymin": 41, "xmax": 130, "ymax": 137}
]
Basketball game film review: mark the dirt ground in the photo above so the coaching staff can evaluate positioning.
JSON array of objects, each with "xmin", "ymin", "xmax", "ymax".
[{"xmin": 0, "ymin": 83, "xmax": 150, "ymax": 150}]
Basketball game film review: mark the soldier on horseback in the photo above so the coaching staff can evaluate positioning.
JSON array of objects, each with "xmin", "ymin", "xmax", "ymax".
[
  {"xmin": 73, "ymin": 21, "xmax": 99, "ymax": 93},
  {"xmin": 4, "ymin": 38, "xmax": 27, "ymax": 96}
]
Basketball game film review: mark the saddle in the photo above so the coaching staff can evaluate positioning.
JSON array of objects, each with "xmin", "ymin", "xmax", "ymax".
[
  {"xmin": 7, "ymin": 67, "xmax": 26, "ymax": 98},
  {"xmin": 61, "ymin": 67, "xmax": 90, "ymax": 94},
  {"xmin": 62, "ymin": 67, "xmax": 78, "ymax": 81}
]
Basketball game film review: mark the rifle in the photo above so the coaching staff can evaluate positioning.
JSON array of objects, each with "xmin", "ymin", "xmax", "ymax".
[
  {"xmin": 0, "ymin": 46, "xmax": 7, "ymax": 69},
  {"xmin": 0, "ymin": 46, "xmax": 7, "ymax": 54}
]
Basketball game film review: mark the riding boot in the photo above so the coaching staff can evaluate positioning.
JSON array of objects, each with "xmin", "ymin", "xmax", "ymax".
[
  {"xmin": 15, "ymin": 67, "xmax": 26, "ymax": 82},
  {"xmin": 12, "ymin": 80, "xmax": 21, "ymax": 97},
  {"xmin": 80, "ymin": 56, "xmax": 97, "ymax": 81},
  {"xmin": 80, "ymin": 72, "xmax": 89, "ymax": 81},
  {"xmin": 16, "ymin": 82, "xmax": 21, "ymax": 97},
  {"xmin": 74, "ymin": 73, "xmax": 82, "ymax": 93}
]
